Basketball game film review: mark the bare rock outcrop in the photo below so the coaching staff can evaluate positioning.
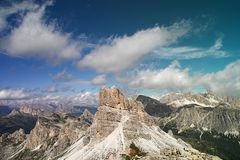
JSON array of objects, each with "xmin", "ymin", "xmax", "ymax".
[
  {"xmin": 23, "ymin": 112, "xmax": 91, "ymax": 158},
  {"xmin": 79, "ymin": 109, "xmax": 94, "ymax": 124},
  {"xmin": 19, "ymin": 106, "xmax": 43, "ymax": 116},
  {"xmin": 0, "ymin": 128, "xmax": 26, "ymax": 145},
  {"xmin": 99, "ymin": 86, "xmax": 145, "ymax": 112},
  {"xmin": 92, "ymin": 86, "xmax": 154, "ymax": 138}
]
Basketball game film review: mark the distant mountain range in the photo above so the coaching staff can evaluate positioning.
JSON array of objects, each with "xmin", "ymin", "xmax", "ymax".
[
  {"xmin": 137, "ymin": 92, "xmax": 240, "ymax": 160},
  {"xmin": 0, "ymin": 93, "xmax": 98, "ymax": 117}
]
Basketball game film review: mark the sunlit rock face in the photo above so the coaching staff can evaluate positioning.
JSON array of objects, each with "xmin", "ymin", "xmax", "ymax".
[
  {"xmin": 91, "ymin": 86, "xmax": 154, "ymax": 139},
  {"xmin": 99, "ymin": 86, "xmax": 145, "ymax": 111}
]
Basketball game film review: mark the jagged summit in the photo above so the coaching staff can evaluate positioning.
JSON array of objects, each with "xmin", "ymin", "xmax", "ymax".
[
  {"xmin": 99, "ymin": 86, "xmax": 145, "ymax": 111},
  {"xmin": 82, "ymin": 109, "xmax": 94, "ymax": 118},
  {"xmin": 7, "ymin": 109, "xmax": 21, "ymax": 116}
]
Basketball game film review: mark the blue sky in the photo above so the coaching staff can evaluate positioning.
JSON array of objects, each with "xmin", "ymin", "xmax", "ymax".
[{"xmin": 0, "ymin": 0, "xmax": 239, "ymax": 99}]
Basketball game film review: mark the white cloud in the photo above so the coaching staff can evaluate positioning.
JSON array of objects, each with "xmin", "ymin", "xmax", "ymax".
[
  {"xmin": 200, "ymin": 60, "xmax": 240, "ymax": 96},
  {"xmin": 38, "ymin": 91, "xmax": 98, "ymax": 107},
  {"xmin": 45, "ymin": 83, "xmax": 75, "ymax": 93},
  {"xmin": 49, "ymin": 69, "xmax": 74, "ymax": 82},
  {"xmin": 122, "ymin": 60, "xmax": 240, "ymax": 96},
  {"xmin": 0, "ymin": 90, "xmax": 98, "ymax": 108},
  {"xmin": 125, "ymin": 60, "xmax": 193, "ymax": 91},
  {"xmin": 46, "ymin": 85, "xmax": 59, "ymax": 93},
  {"xmin": 36, "ymin": 91, "xmax": 98, "ymax": 106},
  {"xmin": 1, "ymin": 1, "xmax": 83, "ymax": 63},
  {"xmin": 0, "ymin": 1, "xmax": 37, "ymax": 31},
  {"xmin": 0, "ymin": 89, "xmax": 30, "ymax": 100},
  {"xmin": 78, "ymin": 21, "xmax": 191, "ymax": 73},
  {"xmin": 71, "ymin": 91, "xmax": 98, "ymax": 107},
  {"xmin": 153, "ymin": 37, "xmax": 228, "ymax": 59},
  {"xmin": 91, "ymin": 74, "xmax": 107, "ymax": 85}
]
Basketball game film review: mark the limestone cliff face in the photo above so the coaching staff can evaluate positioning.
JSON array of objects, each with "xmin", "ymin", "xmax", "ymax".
[
  {"xmin": 99, "ymin": 86, "xmax": 144, "ymax": 111},
  {"xmin": 92, "ymin": 87, "xmax": 154, "ymax": 139},
  {"xmin": 136, "ymin": 95, "xmax": 173, "ymax": 117}
]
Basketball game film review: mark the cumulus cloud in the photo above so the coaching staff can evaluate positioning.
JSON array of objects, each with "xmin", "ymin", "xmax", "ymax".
[
  {"xmin": 0, "ymin": 1, "xmax": 37, "ymax": 31},
  {"xmin": 200, "ymin": 60, "xmax": 240, "ymax": 96},
  {"xmin": 49, "ymin": 69, "xmax": 74, "ymax": 82},
  {"xmin": 0, "ymin": 89, "xmax": 30, "ymax": 100},
  {"xmin": 31, "ymin": 91, "xmax": 98, "ymax": 107},
  {"xmin": 91, "ymin": 74, "xmax": 107, "ymax": 85},
  {"xmin": 125, "ymin": 60, "xmax": 193, "ymax": 91},
  {"xmin": 0, "ymin": 1, "xmax": 83, "ymax": 63},
  {"xmin": 153, "ymin": 36, "xmax": 228, "ymax": 59},
  {"xmin": 0, "ymin": 89, "xmax": 98, "ymax": 108},
  {"xmin": 78, "ymin": 21, "xmax": 191, "ymax": 73},
  {"xmin": 122, "ymin": 59, "xmax": 240, "ymax": 96},
  {"xmin": 70, "ymin": 91, "xmax": 98, "ymax": 106},
  {"xmin": 45, "ymin": 83, "xmax": 75, "ymax": 93},
  {"xmin": 46, "ymin": 85, "xmax": 59, "ymax": 93}
]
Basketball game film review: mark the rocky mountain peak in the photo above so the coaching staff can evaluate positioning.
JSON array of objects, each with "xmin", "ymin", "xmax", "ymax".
[
  {"xmin": 99, "ymin": 86, "xmax": 144, "ymax": 112},
  {"xmin": 79, "ymin": 109, "xmax": 94, "ymax": 124},
  {"xmin": 82, "ymin": 108, "xmax": 93, "ymax": 117},
  {"xmin": 7, "ymin": 109, "xmax": 21, "ymax": 116},
  {"xmin": 94, "ymin": 87, "xmax": 152, "ymax": 139},
  {"xmin": 19, "ymin": 106, "xmax": 42, "ymax": 116}
]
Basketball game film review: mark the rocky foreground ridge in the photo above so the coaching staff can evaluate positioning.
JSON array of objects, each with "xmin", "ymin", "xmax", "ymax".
[{"xmin": 0, "ymin": 110, "xmax": 93, "ymax": 160}]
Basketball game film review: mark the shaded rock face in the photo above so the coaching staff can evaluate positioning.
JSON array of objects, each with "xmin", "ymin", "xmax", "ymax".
[
  {"xmin": 0, "ymin": 106, "xmax": 12, "ymax": 117},
  {"xmin": 0, "ymin": 110, "xmax": 37, "ymax": 134},
  {"xmin": 136, "ymin": 95, "xmax": 173, "ymax": 117}
]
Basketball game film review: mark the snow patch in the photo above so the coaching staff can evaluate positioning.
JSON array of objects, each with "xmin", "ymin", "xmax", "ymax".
[
  {"xmin": 32, "ymin": 144, "xmax": 42, "ymax": 151},
  {"xmin": 190, "ymin": 124, "xmax": 195, "ymax": 128}
]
